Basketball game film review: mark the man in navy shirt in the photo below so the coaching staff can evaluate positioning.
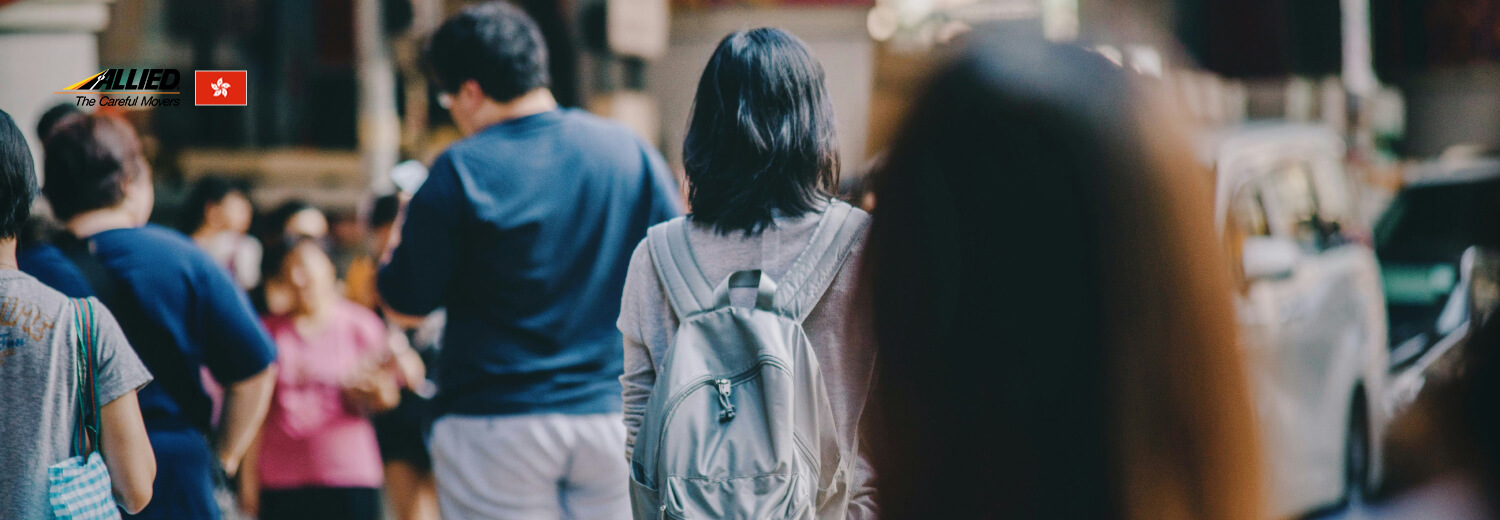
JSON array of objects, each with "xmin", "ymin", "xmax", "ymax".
[
  {"xmin": 35, "ymin": 114, "xmax": 277, "ymax": 520},
  {"xmin": 378, "ymin": 4, "xmax": 680, "ymax": 519}
]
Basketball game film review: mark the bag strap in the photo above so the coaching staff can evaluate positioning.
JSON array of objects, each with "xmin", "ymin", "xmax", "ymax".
[
  {"xmin": 647, "ymin": 218, "xmax": 715, "ymax": 318},
  {"xmin": 772, "ymin": 200, "xmax": 868, "ymax": 322},
  {"xmin": 70, "ymin": 298, "xmax": 104, "ymax": 457}
]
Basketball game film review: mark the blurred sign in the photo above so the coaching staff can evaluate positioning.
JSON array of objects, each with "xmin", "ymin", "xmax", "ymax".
[{"xmin": 608, "ymin": 0, "xmax": 669, "ymax": 59}]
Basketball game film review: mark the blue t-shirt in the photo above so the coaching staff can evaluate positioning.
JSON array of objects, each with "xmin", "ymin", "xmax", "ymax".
[
  {"xmin": 17, "ymin": 243, "xmax": 92, "ymax": 298},
  {"xmin": 22, "ymin": 224, "xmax": 276, "ymax": 520},
  {"xmin": 379, "ymin": 108, "xmax": 681, "ymax": 419}
]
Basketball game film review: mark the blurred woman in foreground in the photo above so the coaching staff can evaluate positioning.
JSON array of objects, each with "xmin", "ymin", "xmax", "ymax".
[{"xmin": 860, "ymin": 34, "xmax": 1263, "ymax": 520}]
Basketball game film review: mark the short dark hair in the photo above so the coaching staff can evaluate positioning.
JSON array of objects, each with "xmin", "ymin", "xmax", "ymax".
[
  {"xmin": 371, "ymin": 193, "xmax": 401, "ymax": 229},
  {"xmin": 0, "ymin": 109, "xmax": 36, "ymax": 239},
  {"xmin": 180, "ymin": 176, "xmax": 251, "ymax": 234},
  {"xmin": 683, "ymin": 28, "xmax": 839, "ymax": 235},
  {"xmin": 36, "ymin": 103, "xmax": 83, "ymax": 143},
  {"xmin": 42, "ymin": 114, "xmax": 146, "ymax": 221},
  {"xmin": 425, "ymin": 2, "xmax": 550, "ymax": 103}
]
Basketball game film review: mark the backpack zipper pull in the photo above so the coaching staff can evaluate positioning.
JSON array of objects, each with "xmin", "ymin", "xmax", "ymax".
[{"xmin": 715, "ymin": 379, "xmax": 736, "ymax": 423}]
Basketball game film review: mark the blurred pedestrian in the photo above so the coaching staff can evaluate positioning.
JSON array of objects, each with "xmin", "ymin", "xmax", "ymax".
[
  {"xmin": 857, "ymin": 35, "xmax": 1263, "ymax": 520},
  {"xmin": 238, "ymin": 237, "xmax": 418, "ymax": 520},
  {"xmin": 182, "ymin": 177, "xmax": 262, "ymax": 290},
  {"xmin": 617, "ymin": 27, "xmax": 876, "ymax": 519},
  {"xmin": 34, "ymin": 113, "xmax": 279, "ymax": 520},
  {"xmin": 378, "ymin": 3, "xmax": 681, "ymax": 518},
  {"xmin": 351, "ymin": 193, "xmax": 441, "ymax": 520},
  {"xmin": 344, "ymin": 194, "xmax": 399, "ymax": 311},
  {"xmin": 259, "ymin": 201, "xmax": 329, "ymax": 316},
  {"xmin": 327, "ymin": 209, "xmax": 364, "ymax": 280},
  {"xmin": 0, "ymin": 107, "xmax": 156, "ymax": 518}
]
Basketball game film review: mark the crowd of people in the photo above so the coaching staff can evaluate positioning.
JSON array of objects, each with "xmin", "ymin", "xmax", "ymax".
[{"xmin": 4, "ymin": 2, "xmax": 1500, "ymax": 520}]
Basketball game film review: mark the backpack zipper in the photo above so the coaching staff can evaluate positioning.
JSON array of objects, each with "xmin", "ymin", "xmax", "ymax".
[
  {"xmin": 715, "ymin": 379, "xmax": 736, "ymax": 422},
  {"xmin": 651, "ymin": 357, "xmax": 791, "ymax": 495}
]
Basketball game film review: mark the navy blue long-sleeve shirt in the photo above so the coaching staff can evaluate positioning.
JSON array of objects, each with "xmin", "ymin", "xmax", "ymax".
[{"xmin": 378, "ymin": 108, "xmax": 682, "ymax": 419}]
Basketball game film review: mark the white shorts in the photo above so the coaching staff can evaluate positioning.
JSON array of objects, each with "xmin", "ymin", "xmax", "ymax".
[{"xmin": 430, "ymin": 413, "xmax": 630, "ymax": 520}]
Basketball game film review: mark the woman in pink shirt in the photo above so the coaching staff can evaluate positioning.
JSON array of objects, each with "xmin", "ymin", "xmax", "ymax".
[{"xmin": 240, "ymin": 235, "xmax": 420, "ymax": 520}]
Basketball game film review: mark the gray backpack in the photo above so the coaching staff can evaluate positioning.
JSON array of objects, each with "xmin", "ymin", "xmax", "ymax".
[{"xmin": 629, "ymin": 201, "xmax": 868, "ymax": 520}]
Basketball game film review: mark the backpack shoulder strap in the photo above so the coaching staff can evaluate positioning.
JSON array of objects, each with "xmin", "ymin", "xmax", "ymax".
[
  {"xmin": 773, "ymin": 200, "xmax": 869, "ymax": 322},
  {"xmin": 647, "ymin": 218, "xmax": 715, "ymax": 318}
]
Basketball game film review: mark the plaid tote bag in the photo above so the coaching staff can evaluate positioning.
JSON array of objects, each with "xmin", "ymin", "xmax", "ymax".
[{"xmin": 47, "ymin": 298, "xmax": 122, "ymax": 520}]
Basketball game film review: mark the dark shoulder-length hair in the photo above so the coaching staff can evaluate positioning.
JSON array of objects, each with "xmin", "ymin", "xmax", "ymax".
[
  {"xmin": 683, "ymin": 27, "xmax": 839, "ymax": 235},
  {"xmin": 860, "ymin": 33, "xmax": 1262, "ymax": 520}
]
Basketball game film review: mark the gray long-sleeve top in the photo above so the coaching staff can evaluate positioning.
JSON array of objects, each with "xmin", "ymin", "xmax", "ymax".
[{"xmin": 617, "ymin": 204, "xmax": 879, "ymax": 519}]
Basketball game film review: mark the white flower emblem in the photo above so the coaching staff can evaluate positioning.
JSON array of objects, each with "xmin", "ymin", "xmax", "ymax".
[{"xmin": 212, "ymin": 78, "xmax": 231, "ymax": 97}]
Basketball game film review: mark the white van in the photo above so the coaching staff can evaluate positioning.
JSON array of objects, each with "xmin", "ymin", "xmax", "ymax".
[{"xmin": 1208, "ymin": 124, "xmax": 1390, "ymax": 518}]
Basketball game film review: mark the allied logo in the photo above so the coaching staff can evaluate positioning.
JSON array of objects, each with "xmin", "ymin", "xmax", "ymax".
[
  {"xmin": 58, "ymin": 68, "xmax": 183, "ymax": 107},
  {"xmin": 60, "ymin": 68, "xmax": 182, "ymax": 92},
  {"xmin": 195, "ymin": 70, "xmax": 248, "ymax": 106}
]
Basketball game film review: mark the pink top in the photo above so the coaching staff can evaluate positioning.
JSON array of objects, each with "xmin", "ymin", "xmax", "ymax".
[{"xmin": 258, "ymin": 300, "xmax": 386, "ymax": 490}]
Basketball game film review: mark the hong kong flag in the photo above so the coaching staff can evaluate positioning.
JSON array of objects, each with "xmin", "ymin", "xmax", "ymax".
[{"xmin": 195, "ymin": 70, "xmax": 248, "ymax": 106}]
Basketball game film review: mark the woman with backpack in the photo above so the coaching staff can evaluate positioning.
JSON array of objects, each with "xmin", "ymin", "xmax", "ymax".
[
  {"xmin": 857, "ymin": 33, "xmax": 1264, "ymax": 519},
  {"xmin": 618, "ymin": 28, "xmax": 876, "ymax": 519}
]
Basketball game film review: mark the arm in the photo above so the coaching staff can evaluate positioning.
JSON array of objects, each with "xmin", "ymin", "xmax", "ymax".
[
  {"xmin": 216, "ymin": 364, "xmax": 276, "ymax": 476},
  {"xmin": 194, "ymin": 246, "xmax": 280, "ymax": 477},
  {"xmin": 100, "ymin": 391, "xmax": 155, "ymax": 514},
  {"xmin": 386, "ymin": 326, "xmax": 426, "ymax": 391},
  {"xmin": 342, "ymin": 312, "xmax": 411, "ymax": 414},
  {"xmin": 621, "ymin": 335, "xmax": 656, "ymax": 460},
  {"xmin": 237, "ymin": 430, "xmax": 262, "ymax": 517},
  {"xmin": 378, "ymin": 155, "xmax": 463, "ymax": 318},
  {"xmin": 342, "ymin": 362, "xmax": 402, "ymax": 415},
  {"xmin": 619, "ymin": 243, "xmax": 663, "ymax": 460},
  {"xmin": 80, "ymin": 299, "xmax": 156, "ymax": 514}
]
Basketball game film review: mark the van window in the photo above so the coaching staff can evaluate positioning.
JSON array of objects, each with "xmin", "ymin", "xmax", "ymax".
[
  {"xmin": 1308, "ymin": 157, "xmax": 1352, "ymax": 226},
  {"xmin": 1263, "ymin": 162, "xmax": 1324, "ymax": 252},
  {"xmin": 1229, "ymin": 185, "xmax": 1269, "ymax": 238},
  {"xmin": 1226, "ymin": 184, "xmax": 1270, "ymax": 289}
]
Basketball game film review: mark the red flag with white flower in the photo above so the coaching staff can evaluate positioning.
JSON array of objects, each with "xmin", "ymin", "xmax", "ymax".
[{"xmin": 195, "ymin": 70, "xmax": 248, "ymax": 106}]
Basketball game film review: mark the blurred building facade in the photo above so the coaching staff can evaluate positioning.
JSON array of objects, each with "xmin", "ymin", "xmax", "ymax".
[{"xmin": 5, "ymin": 0, "xmax": 1480, "ymax": 215}]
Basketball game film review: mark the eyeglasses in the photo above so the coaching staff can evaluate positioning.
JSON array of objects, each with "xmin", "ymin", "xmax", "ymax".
[{"xmin": 437, "ymin": 92, "xmax": 454, "ymax": 110}]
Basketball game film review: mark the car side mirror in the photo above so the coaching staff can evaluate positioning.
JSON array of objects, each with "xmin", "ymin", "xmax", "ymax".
[{"xmin": 1242, "ymin": 236, "xmax": 1300, "ymax": 281}]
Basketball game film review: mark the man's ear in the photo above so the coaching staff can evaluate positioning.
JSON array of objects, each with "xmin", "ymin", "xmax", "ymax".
[{"xmin": 459, "ymin": 79, "xmax": 486, "ymax": 103}]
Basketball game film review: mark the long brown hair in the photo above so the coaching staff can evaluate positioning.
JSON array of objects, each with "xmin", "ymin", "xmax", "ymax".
[{"xmin": 859, "ymin": 33, "xmax": 1261, "ymax": 520}]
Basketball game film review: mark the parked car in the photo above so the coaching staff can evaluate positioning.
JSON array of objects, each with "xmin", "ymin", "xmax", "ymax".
[
  {"xmin": 1376, "ymin": 159, "xmax": 1500, "ymax": 410},
  {"xmin": 1206, "ymin": 124, "xmax": 1390, "ymax": 518}
]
